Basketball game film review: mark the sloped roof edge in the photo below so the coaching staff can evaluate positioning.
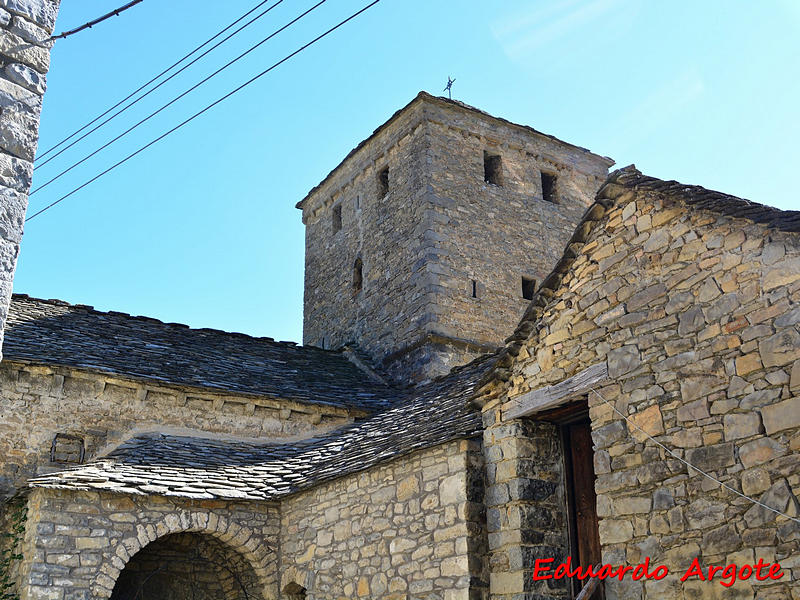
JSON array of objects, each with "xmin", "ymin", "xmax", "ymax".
[
  {"xmin": 477, "ymin": 165, "xmax": 800, "ymax": 396},
  {"xmin": 295, "ymin": 91, "xmax": 615, "ymax": 210},
  {"xmin": 5, "ymin": 294, "xmax": 397, "ymax": 413}
]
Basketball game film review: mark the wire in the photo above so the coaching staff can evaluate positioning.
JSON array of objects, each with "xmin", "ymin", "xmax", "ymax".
[
  {"xmin": 589, "ymin": 387, "xmax": 800, "ymax": 525},
  {"xmin": 50, "ymin": 0, "xmax": 145, "ymax": 41},
  {"xmin": 26, "ymin": 0, "xmax": 383, "ymax": 222},
  {"xmin": 30, "ymin": 0, "xmax": 323, "ymax": 195},
  {"xmin": 36, "ymin": 0, "xmax": 281, "ymax": 164}
]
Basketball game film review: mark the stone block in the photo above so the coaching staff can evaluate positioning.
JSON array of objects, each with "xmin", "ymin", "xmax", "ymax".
[
  {"xmin": 598, "ymin": 518, "xmax": 634, "ymax": 543},
  {"xmin": 761, "ymin": 398, "xmax": 800, "ymax": 435},
  {"xmin": 759, "ymin": 330, "xmax": 800, "ymax": 368},
  {"xmin": 686, "ymin": 442, "xmax": 735, "ymax": 472},
  {"xmin": 626, "ymin": 283, "xmax": 666, "ymax": 311},
  {"xmin": 741, "ymin": 469, "xmax": 771, "ymax": 496},
  {"xmin": 723, "ymin": 413, "xmax": 762, "ymax": 440},
  {"xmin": 739, "ymin": 436, "xmax": 787, "ymax": 468},
  {"xmin": 607, "ymin": 345, "xmax": 640, "ymax": 378},
  {"xmin": 1, "ymin": 0, "xmax": 58, "ymax": 31},
  {"xmin": 628, "ymin": 404, "xmax": 664, "ymax": 441},
  {"xmin": 680, "ymin": 375, "xmax": 725, "ymax": 402},
  {"xmin": 676, "ymin": 398, "xmax": 710, "ymax": 422}
]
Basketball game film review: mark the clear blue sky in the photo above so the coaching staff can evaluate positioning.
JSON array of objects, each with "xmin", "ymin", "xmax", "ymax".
[{"xmin": 15, "ymin": 0, "xmax": 800, "ymax": 342}]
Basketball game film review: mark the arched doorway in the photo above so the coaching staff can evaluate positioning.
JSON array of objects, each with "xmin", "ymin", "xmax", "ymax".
[{"xmin": 110, "ymin": 532, "xmax": 263, "ymax": 600}]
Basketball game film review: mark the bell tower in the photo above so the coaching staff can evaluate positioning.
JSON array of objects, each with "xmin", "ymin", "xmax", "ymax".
[{"xmin": 297, "ymin": 92, "xmax": 613, "ymax": 384}]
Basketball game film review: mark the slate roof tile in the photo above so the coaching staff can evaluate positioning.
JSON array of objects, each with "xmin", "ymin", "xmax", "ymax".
[
  {"xmin": 5, "ymin": 295, "xmax": 395, "ymax": 412},
  {"xmin": 30, "ymin": 354, "xmax": 494, "ymax": 500}
]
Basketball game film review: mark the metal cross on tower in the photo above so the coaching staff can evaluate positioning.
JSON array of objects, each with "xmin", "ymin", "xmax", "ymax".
[{"xmin": 443, "ymin": 76, "xmax": 455, "ymax": 99}]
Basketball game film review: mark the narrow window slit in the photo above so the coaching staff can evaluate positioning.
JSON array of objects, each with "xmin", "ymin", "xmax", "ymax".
[
  {"xmin": 353, "ymin": 257, "xmax": 363, "ymax": 293},
  {"xmin": 522, "ymin": 276, "xmax": 536, "ymax": 300},
  {"xmin": 377, "ymin": 167, "xmax": 389, "ymax": 198},
  {"xmin": 484, "ymin": 151, "xmax": 502, "ymax": 185},
  {"xmin": 332, "ymin": 204, "xmax": 342, "ymax": 232},
  {"xmin": 541, "ymin": 172, "xmax": 557, "ymax": 203}
]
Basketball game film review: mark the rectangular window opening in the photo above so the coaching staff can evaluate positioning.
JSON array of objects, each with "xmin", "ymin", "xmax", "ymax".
[
  {"xmin": 484, "ymin": 151, "xmax": 502, "ymax": 185},
  {"xmin": 522, "ymin": 276, "xmax": 536, "ymax": 300},
  {"xmin": 541, "ymin": 172, "xmax": 557, "ymax": 203},
  {"xmin": 471, "ymin": 279, "xmax": 478, "ymax": 298},
  {"xmin": 332, "ymin": 204, "xmax": 342, "ymax": 233},
  {"xmin": 377, "ymin": 167, "xmax": 389, "ymax": 198}
]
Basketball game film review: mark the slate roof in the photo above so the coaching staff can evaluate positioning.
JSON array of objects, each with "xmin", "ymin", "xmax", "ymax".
[
  {"xmin": 615, "ymin": 167, "xmax": 800, "ymax": 233},
  {"xmin": 479, "ymin": 165, "xmax": 800, "ymax": 393},
  {"xmin": 5, "ymin": 295, "xmax": 395, "ymax": 413},
  {"xmin": 296, "ymin": 91, "xmax": 614, "ymax": 210},
  {"xmin": 29, "ymin": 354, "xmax": 494, "ymax": 500}
]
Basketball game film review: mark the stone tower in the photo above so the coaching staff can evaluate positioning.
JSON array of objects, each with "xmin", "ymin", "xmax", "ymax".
[{"xmin": 298, "ymin": 92, "xmax": 613, "ymax": 383}]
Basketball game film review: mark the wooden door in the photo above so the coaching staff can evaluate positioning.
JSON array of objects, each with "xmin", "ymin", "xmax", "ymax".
[{"xmin": 565, "ymin": 420, "xmax": 603, "ymax": 599}]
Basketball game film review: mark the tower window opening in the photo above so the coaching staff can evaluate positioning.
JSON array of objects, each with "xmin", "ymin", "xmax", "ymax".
[
  {"xmin": 484, "ymin": 151, "xmax": 502, "ymax": 185},
  {"xmin": 377, "ymin": 167, "xmax": 389, "ymax": 198},
  {"xmin": 332, "ymin": 204, "xmax": 342, "ymax": 232},
  {"xmin": 353, "ymin": 257, "xmax": 363, "ymax": 293},
  {"xmin": 541, "ymin": 172, "xmax": 557, "ymax": 203},
  {"xmin": 355, "ymin": 195, "xmax": 361, "ymax": 210},
  {"xmin": 522, "ymin": 276, "xmax": 536, "ymax": 300},
  {"xmin": 471, "ymin": 279, "xmax": 478, "ymax": 298}
]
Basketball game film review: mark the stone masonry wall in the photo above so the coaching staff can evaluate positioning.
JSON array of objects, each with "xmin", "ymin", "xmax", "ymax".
[
  {"xmin": 0, "ymin": 0, "xmax": 61, "ymax": 358},
  {"xmin": 422, "ymin": 105, "xmax": 609, "ymax": 351},
  {"xmin": 19, "ymin": 489, "xmax": 280, "ymax": 600},
  {"xmin": 481, "ymin": 417, "xmax": 571, "ymax": 599},
  {"xmin": 301, "ymin": 101, "xmax": 431, "ymax": 361},
  {"xmin": 301, "ymin": 94, "xmax": 612, "ymax": 384},
  {"xmin": 280, "ymin": 438, "xmax": 488, "ymax": 600},
  {"xmin": 482, "ymin": 188, "xmax": 800, "ymax": 599},
  {"xmin": 0, "ymin": 361, "xmax": 356, "ymax": 499}
]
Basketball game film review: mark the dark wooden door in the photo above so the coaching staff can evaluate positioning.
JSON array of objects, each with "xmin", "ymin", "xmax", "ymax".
[{"xmin": 566, "ymin": 421, "xmax": 603, "ymax": 599}]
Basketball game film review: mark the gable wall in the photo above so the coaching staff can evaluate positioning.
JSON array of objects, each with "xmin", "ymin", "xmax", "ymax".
[
  {"xmin": 0, "ymin": 362, "xmax": 355, "ymax": 499},
  {"xmin": 482, "ymin": 189, "xmax": 800, "ymax": 599}
]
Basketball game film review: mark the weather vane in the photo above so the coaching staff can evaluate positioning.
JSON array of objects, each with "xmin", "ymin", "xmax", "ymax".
[{"xmin": 443, "ymin": 76, "xmax": 456, "ymax": 99}]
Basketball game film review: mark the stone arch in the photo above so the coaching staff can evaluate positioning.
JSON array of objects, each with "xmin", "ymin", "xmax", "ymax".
[{"xmin": 95, "ymin": 510, "xmax": 276, "ymax": 599}]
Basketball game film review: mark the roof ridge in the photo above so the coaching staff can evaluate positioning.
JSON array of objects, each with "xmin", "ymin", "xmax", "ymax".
[
  {"xmin": 475, "ymin": 165, "xmax": 800, "ymax": 399},
  {"xmin": 10, "ymin": 293, "xmax": 320, "ymax": 351},
  {"xmin": 296, "ymin": 90, "xmax": 614, "ymax": 210}
]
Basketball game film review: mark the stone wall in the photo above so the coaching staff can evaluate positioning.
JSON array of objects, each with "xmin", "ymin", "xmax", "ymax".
[
  {"xmin": 300, "ymin": 93, "xmax": 612, "ymax": 383},
  {"xmin": 481, "ymin": 418, "xmax": 571, "ymax": 599},
  {"xmin": 18, "ymin": 489, "xmax": 280, "ymax": 600},
  {"xmin": 280, "ymin": 438, "xmax": 489, "ymax": 600},
  {"xmin": 481, "ymin": 186, "xmax": 800, "ymax": 599},
  {"xmin": 0, "ymin": 361, "xmax": 356, "ymax": 499},
  {"xmin": 0, "ymin": 0, "xmax": 60, "ymax": 359}
]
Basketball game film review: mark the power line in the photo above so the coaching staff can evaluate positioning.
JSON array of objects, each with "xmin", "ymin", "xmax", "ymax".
[
  {"xmin": 37, "ymin": 0, "xmax": 280, "ymax": 164},
  {"xmin": 30, "ymin": 0, "xmax": 325, "ymax": 195},
  {"xmin": 50, "ymin": 0, "xmax": 145, "ymax": 41},
  {"xmin": 26, "ymin": 0, "xmax": 383, "ymax": 222}
]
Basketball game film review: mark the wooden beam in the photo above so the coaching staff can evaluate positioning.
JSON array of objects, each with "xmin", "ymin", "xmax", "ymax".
[
  {"xmin": 575, "ymin": 568, "xmax": 603, "ymax": 600},
  {"xmin": 502, "ymin": 362, "xmax": 608, "ymax": 421}
]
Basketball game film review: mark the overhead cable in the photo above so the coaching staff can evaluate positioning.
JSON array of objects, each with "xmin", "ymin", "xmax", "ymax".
[
  {"xmin": 50, "ymin": 0, "xmax": 145, "ymax": 41},
  {"xmin": 30, "ymin": 0, "xmax": 325, "ymax": 196},
  {"xmin": 26, "ymin": 0, "xmax": 382, "ymax": 222},
  {"xmin": 37, "ymin": 0, "xmax": 281, "ymax": 163}
]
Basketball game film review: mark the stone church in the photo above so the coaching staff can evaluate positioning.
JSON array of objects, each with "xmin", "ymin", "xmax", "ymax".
[{"xmin": 0, "ymin": 4, "xmax": 799, "ymax": 600}]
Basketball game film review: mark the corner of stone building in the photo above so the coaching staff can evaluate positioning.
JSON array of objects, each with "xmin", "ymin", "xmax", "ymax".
[{"xmin": 0, "ymin": 0, "xmax": 62, "ymax": 361}]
